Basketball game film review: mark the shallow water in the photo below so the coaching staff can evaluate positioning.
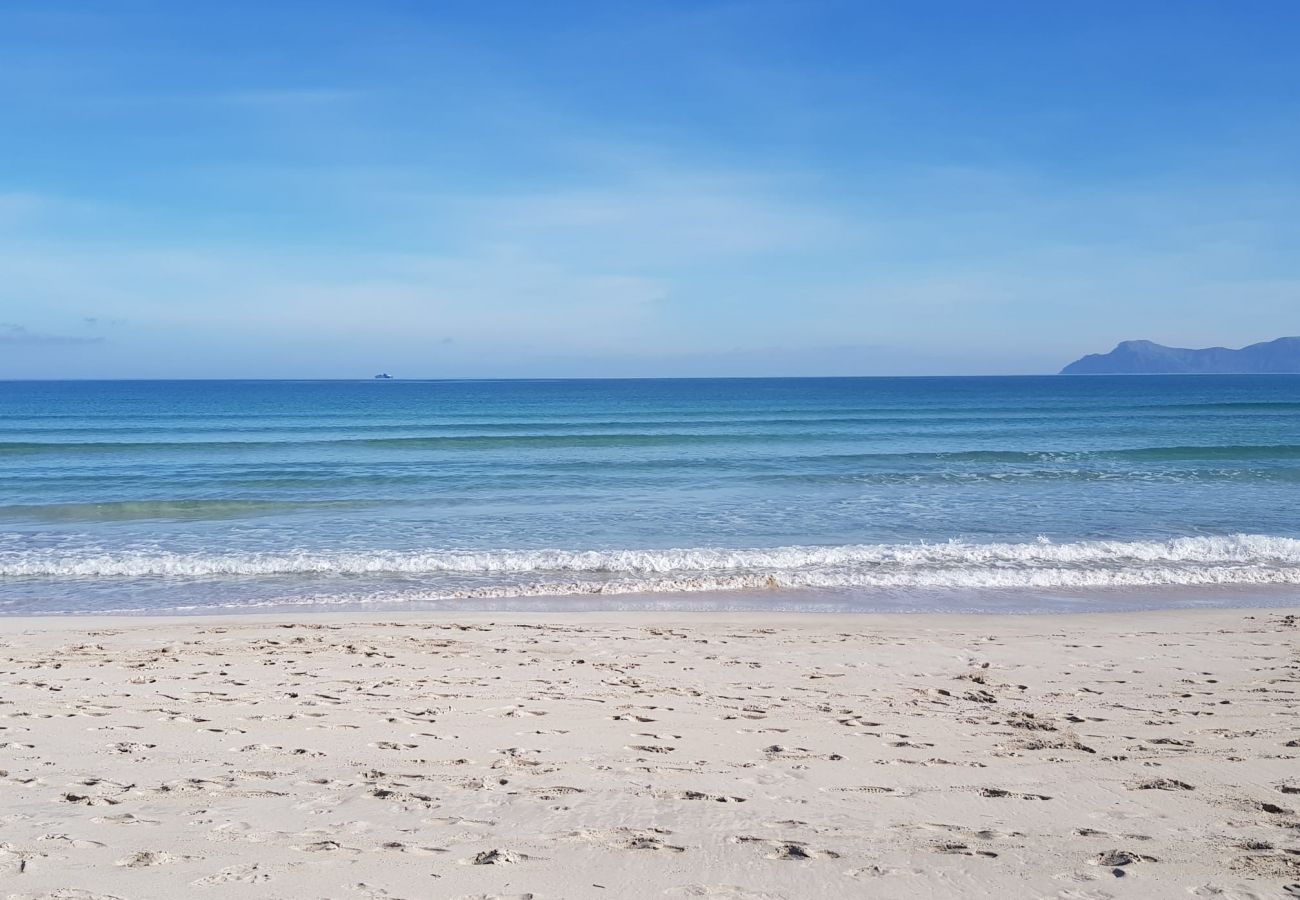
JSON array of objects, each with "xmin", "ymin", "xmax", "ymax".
[{"xmin": 2, "ymin": 376, "xmax": 1299, "ymax": 615}]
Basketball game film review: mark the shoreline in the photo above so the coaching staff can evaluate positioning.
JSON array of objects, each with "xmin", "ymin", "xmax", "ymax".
[
  {"xmin": 8, "ymin": 534, "xmax": 1300, "ymax": 618},
  {"xmin": 5, "ymin": 581, "xmax": 1300, "ymax": 620},
  {"xmin": 1, "ymin": 606, "xmax": 1297, "ymax": 898},
  {"xmin": 1, "ymin": 602, "xmax": 1299, "ymax": 631}
]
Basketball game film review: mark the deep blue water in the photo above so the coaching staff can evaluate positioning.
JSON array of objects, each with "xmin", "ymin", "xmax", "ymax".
[{"xmin": 2, "ymin": 376, "xmax": 1299, "ymax": 614}]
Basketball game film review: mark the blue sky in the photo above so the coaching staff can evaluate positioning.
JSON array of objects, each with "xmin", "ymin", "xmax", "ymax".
[{"xmin": 2, "ymin": 1, "xmax": 1297, "ymax": 377}]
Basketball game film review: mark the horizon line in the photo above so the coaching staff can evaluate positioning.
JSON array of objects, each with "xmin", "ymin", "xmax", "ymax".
[{"xmin": 8, "ymin": 372, "xmax": 1300, "ymax": 383}]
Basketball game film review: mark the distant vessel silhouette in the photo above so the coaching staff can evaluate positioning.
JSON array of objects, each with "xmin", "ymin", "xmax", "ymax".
[{"xmin": 373, "ymin": 373, "xmax": 394, "ymax": 380}]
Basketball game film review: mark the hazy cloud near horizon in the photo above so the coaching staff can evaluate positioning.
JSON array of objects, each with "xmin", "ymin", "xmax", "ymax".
[
  {"xmin": 1, "ymin": 2, "xmax": 1296, "ymax": 378},
  {"xmin": 0, "ymin": 323, "xmax": 105, "ymax": 346}
]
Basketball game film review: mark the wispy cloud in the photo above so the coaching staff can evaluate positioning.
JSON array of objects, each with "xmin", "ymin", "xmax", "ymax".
[
  {"xmin": 1, "ymin": 0, "xmax": 1296, "ymax": 379},
  {"xmin": 461, "ymin": 171, "xmax": 855, "ymax": 265},
  {"xmin": 214, "ymin": 88, "xmax": 365, "ymax": 106},
  {"xmin": 0, "ymin": 323, "xmax": 104, "ymax": 346}
]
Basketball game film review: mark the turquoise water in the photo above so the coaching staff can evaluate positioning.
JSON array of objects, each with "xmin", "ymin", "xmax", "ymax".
[{"xmin": 2, "ymin": 376, "xmax": 1299, "ymax": 615}]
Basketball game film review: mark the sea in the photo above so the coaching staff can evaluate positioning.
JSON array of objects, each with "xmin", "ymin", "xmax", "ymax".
[{"xmin": 2, "ymin": 376, "xmax": 1299, "ymax": 616}]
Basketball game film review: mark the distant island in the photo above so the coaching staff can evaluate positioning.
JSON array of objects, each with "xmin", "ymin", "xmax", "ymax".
[{"xmin": 1060, "ymin": 337, "xmax": 1300, "ymax": 374}]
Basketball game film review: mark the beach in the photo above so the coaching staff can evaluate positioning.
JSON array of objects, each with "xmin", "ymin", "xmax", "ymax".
[
  {"xmin": 1, "ymin": 607, "xmax": 1296, "ymax": 899},
  {"xmin": 7, "ymin": 0, "xmax": 1300, "ymax": 895}
]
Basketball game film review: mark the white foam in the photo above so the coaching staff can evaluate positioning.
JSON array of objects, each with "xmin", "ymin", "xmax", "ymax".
[{"xmin": 3, "ymin": 535, "xmax": 1300, "ymax": 592}]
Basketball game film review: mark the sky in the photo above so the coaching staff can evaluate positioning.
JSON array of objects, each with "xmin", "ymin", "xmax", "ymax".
[{"xmin": 1, "ymin": 1, "xmax": 1297, "ymax": 378}]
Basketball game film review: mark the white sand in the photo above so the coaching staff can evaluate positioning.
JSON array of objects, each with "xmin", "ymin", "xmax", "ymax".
[{"xmin": 0, "ymin": 607, "xmax": 1297, "ymax": 900}]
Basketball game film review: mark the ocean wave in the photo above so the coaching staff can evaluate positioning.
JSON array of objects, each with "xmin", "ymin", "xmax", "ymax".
[
  {"xmin": 357, "ymin": 564, "xmax": 1300, "ymax": 597},
  {"xmin": 0, "ymin": 498, "xmax": 387, "ymax": 523},
  {"xmin": 3, "ymin": 535, "xmax": 1300, "ymax": 591},
  {"xmin": 4, "ymin": 437, "xmax": 1300, "ymax": 461}
]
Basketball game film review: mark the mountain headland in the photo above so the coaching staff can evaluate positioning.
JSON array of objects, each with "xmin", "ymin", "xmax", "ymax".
[{"xmin": 1061, "ymin": 337, "xmax": 1300, "ymax": 374}]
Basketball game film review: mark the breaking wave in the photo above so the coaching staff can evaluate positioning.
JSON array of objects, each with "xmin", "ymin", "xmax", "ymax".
[{"xmin": 4, "ymin": 534, "xmax": 1300, "ymax": 593}]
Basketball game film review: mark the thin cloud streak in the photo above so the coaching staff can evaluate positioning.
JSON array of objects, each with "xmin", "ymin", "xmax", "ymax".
[{"xmin": 0, "ymin": 323, "xmax": 105, "ymax": 346}]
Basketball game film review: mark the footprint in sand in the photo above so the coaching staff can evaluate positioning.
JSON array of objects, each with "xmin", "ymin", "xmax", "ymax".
[
  {"xmin": 845, "ymin": 864, "xmax": 923, "ymax": 879},
  {"xmin": 522, "ymin": 785, "xmax": 584, "ymax": 799},
  {"xmin": 62, "ymin": 792, "xmax": 120, "ymax": 807},
  {"xmin": 206, "ymin": 821, "xmax": 276, "ymax": 843},
  {"xmin": 622, "ymin": 835, "xmax": 686, "ymax": 852},
  {"xmin": 116, "ymin": 850, "xmax": 181, "ymax": 867},
  {"xmin": 7, "ymin": 892, "xmax": 129, "ymax": 900},
  {"xmin": 932, "ymin": 843, "xmax": 998, "ymax": 858},
  {"xmin": 378, "ymin": 842, "xmax": 447, "ymax": 856},
  {"xmin": 666, "ymin": 886, "xmax": 784, "ymax": 899},
  {"xmin": 93, "ymin": 812, "xmax": 160, "ymax": 825},
  {"xmin": 828, "ymin": 785, "xmax": 896, "ymax": 794},
  {"xmin": 1130, "ymin": 777, "xmax": 1194, "ymax": 791},
  {"xmin": 979, "ymin": 787, "xmax": 1053, "ymax": 800},
  {"xmin": 667, "ymin": 789, "xmax": 747, "ymax": 803},
  {"xmin": 500, "ymin": 707, "xmax": 547, "ymax": 718},
  {"xmin": 350, "ymin": 884, "xmax": 410, "ymax": 900},
  {"xmin": 732, "ymin": 836, "xmax": 839, "ymax": 860},
  {"xmin": 1090, "ymin": 849, "xmax": 1156, "ymax": 867},
  {"xmin": 1250, "ymin": 800, "xmax": 1292, "ymax": 815},
  {"xmin": 295, "ymin": 838, "xmax": 357, "ymax": 853},
  {"xmin": 766, "ymin": 842, "xmax": 838, "ymax": 861},
  {"xmin": 37, "ymin": 834, "xmax": 105, "ymax": 849},
  {"xmin": 0, "ymin": 849, "xmax": 40, "ymax": 877},
  {"xmin": 463, "ymin": 848, "xmax": 535, "ymax": 865},
  {"xmin": 110, "ymin": 741, "xmax": 156, "ymax": 753},
  {"xmin": 191, "ymin": 863, "xmax": 271, "ymax": 886}
]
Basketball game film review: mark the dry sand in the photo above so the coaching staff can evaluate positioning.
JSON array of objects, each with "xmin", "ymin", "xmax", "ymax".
[{"xmin": 0, "ymin": 607, "xmax": 1297, "ymax": 900}]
